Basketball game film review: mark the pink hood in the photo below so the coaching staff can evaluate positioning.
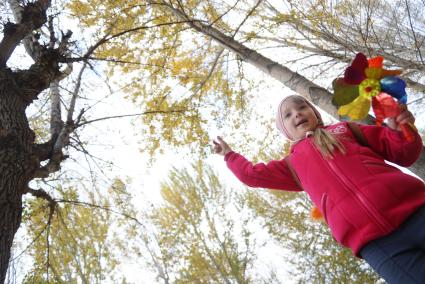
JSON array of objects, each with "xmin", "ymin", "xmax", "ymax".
[{"xmin": 276, "ymin": 95, "xmax": 323, "ymax": 141}]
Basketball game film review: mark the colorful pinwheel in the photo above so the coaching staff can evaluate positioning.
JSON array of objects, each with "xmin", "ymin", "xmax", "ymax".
[{"xmin": 332, "ymin": 53, "xmax": 416, "ymax": 141}]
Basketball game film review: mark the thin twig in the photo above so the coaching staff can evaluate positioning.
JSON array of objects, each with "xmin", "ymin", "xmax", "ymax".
[{"xmin": 75, "ymin": 109, "xmax": 187, "ymax": 128}]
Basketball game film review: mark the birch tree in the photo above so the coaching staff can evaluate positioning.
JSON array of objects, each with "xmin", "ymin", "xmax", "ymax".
[{"xmin": 68, "ymin": 0, "xmax": 425, "ymax": 177}]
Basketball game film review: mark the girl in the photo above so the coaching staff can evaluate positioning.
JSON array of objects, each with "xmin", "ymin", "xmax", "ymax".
[{"xmin": 213, "ymin": 95, "xmax": 425, "ymax": 284}]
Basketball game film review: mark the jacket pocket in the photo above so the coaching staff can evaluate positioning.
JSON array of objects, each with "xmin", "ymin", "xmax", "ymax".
[{"xmin": 320, "ymin": 194, "xmax": 359, "ymax": 246}]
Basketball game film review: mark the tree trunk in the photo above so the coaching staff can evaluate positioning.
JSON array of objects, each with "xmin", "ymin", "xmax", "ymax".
[{"xmin": 0, "ymin": 69, "xmax": 36, "ymax": 284}]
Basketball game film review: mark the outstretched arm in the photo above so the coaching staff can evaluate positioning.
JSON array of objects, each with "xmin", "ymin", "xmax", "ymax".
[{"xmin": 213, "ymin": 136, "xmax": 302, "ymax": 191}]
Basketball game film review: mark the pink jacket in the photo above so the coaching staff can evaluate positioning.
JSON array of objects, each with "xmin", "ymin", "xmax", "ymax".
[{"xmin": 225, "ymin": 122, "xmax": 425, "ymax": 256}]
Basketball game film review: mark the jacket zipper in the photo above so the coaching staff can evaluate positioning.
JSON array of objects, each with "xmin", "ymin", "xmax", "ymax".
[
  {"xmin": 312, "ymin": 142, "xmax": 392, "ymax": 233},
  {"xmin": 321, "ymin": 194, "xmax": 328, "ymax": 223}
]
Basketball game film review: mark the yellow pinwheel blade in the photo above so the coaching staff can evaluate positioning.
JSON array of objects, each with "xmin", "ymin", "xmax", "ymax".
[{"xmin": 338, "ymin": 95, "xmax": 371, "ymax": 120}]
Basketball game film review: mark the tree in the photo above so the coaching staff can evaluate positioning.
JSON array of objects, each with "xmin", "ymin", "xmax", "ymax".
[
  {"xmin": 19, "ymin": 179, "xmax": 133, "ymax": 283},
  {"xmin": 0, "ymin": 0, "xmax": 189, "ymax": 281},
  {"xmin": 68, "ymin": 0, "xmax": 425, "ymax": 177},
  {"xmin": 147, "ymin": 163, "xmax": 261, "ymax": 283}
]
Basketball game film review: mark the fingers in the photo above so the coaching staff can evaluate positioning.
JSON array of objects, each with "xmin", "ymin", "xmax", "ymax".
[
  {"xmin": 386, "ymin": 117, "xmax": 397, "ymax": 130},
  {"xmin": 212, "ymin": 136, "xmax": 231, "ymax": 156},
  {"xmin": 212, "ymin": 141, "xmax": 221, "ymax": 153},
  {"xmin": 217, "ymin": 136, "xmax": 225, "ymax": 143},
  {"xmin": 396, "ymin": 108, "xmax": 415, "ymax": 125}
]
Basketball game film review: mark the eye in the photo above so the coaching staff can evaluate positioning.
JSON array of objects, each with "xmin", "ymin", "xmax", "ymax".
[{"xmin": 284, "ymin": 112, "xmax": 291, "ymax": 119}]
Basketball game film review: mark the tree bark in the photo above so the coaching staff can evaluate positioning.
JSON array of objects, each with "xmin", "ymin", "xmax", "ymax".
[{"xmin": 0, "ymin": 69, "xmax": 37, "ymax": 284}]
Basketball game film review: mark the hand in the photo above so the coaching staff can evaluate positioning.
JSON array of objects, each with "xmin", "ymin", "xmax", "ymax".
[
  {"xmin": 386, "ymin": 105, "xmax": 415, "ymax": 131},
  {"xmin": 212, "ymin": 136, "xmax": 232, "ymax": 156}
]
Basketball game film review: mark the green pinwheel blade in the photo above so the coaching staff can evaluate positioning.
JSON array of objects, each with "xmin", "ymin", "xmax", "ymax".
[{"xmin": 332, "ymin": 78, "xmax": 360, "ymax": 106}]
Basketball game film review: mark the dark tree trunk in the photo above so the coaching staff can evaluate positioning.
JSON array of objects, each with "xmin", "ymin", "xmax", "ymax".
[{"xmin": 0, "ymin": 69, "xmax": 37, "ymax": 283}]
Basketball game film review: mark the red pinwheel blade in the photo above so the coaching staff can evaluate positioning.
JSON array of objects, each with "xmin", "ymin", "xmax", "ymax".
[{"xmin": 344, "ymin": 53, "xmax": 368, "ymax": 84}]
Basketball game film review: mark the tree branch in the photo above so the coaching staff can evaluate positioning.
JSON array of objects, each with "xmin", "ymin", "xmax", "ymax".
[
  {"xmin": 0, "ymin": 0, "xmax": 50, "ymax": 67},
  {"xmin": 62, "ymin": 20, "xmax": 191, "ymax": 64},
  {"xmin": 55, "ymin": 199, "xmax": 143, "ymax": 226},
  {"xmin": 50, "ymin": 79, "xmax": 63, "ymax": 139},
  {"xmin": 75, "ymin": 109, "xmax": 187, "ymax": 128},
  {"xmin": 33, "ymin": 140, "xmax": 55, "ymax": 162},
  {"xmin": 404, "ymin": 0, "xmax": 424, "ymax": 64},
  {"xmin": 6, "ymin": 0, "xmax": 39, "ymax": 60},
  {"xmin": 66, "ymin": 63, "xmax": 87, "ymax": 124}
]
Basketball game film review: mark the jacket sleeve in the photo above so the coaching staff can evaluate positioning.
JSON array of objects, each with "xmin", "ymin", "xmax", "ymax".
[
  {"xmin": 224, "ymin": 151, "xmax": 303, "ymax": 191},
  {"xmin": 357, "ymin": 123, "xmax": 423, "ymax": 167}
]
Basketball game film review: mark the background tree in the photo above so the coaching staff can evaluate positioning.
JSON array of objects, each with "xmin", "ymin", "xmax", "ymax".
[
  {"xmin": 21, "ymin": 179, "xmax": 132, "ymax": 283},
  {"xmin": 147, "ymin": 163, "xmax": 261, "ymax": 283}
]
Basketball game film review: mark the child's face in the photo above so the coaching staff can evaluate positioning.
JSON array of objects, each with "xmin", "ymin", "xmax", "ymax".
[{"xmin": 281, "ymin": 98, "xmax": 319, "ymax": 140}]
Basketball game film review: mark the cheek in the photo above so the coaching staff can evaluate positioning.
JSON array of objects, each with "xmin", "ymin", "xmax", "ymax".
[{"xmin": 283, "ymin": 120, "xmax": 296, "ymax": 134}]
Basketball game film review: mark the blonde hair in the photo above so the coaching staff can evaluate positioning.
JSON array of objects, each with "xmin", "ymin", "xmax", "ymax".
[
  {"xmin": 276, "ymin": 95, "xmax": 345, "ymax": 158},
  {"xmin": 311, "ymin": 127, "xmax": 346, "ymax": 158}
]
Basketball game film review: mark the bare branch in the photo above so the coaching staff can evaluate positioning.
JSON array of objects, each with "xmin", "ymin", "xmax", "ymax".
[
  {"xmin": 210, "ymin": 0, "xmax": 242, "ymax": 27},
  {"xmin": 50, "ymin": 80, "xmax": 62, "ymax": 138},
  {"xmin": 9, "ymin": 221, "xmax": 50, "ymax": 263},
  {"xmin": 55, "ymin": 199, "xmax": 143, "ymax": 226},
  {"xmin": 404, "ymin": 0, "xmax": 424, "ymax": 64},
  {"xmin": 75, "ymin": 109, "xmax": 187, "ymax": 128},
  {"xmin": 31, "ymin": 64, "xmax": 85, "ymax": 179},
  {"xmin": 45, "ymin": 197, "xmax": 56, "ymax": 282},
  {"xmin": 47, "ymin": 15, "xmax": 56, "ymax": 49},
  {"xmin": 231, "ymin": 0, "xmax": 263, "ymax": 38},
  {"xmin": 67, "ymin": 63, "xmax": 87, "ymax": 124}
]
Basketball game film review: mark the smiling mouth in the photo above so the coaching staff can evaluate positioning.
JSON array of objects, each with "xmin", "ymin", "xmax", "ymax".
[{"xmin": 296, "ymin": 119, "xmax": 308, "ymax": 127}]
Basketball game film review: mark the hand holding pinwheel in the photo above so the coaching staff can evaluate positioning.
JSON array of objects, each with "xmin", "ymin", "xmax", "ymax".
[{"xmin": 332, "ymin": 53, "xmax": 417, "ymax": 142}]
